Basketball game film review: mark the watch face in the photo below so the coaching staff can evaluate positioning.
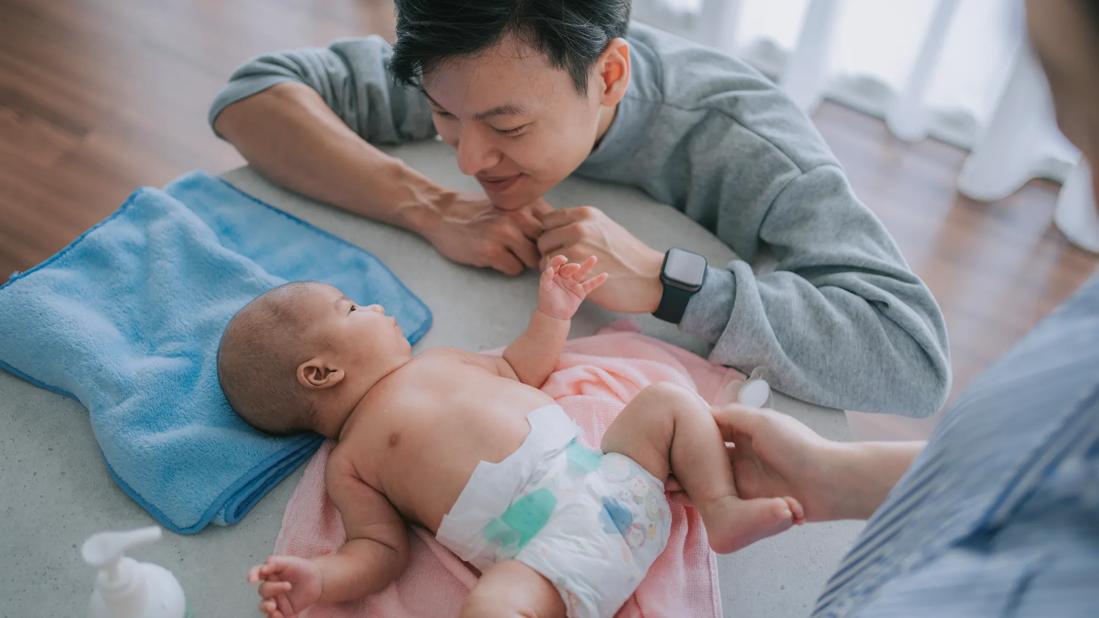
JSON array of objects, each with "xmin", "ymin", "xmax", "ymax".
[{"xmin": 663, "ymin": 248, "xmax": 706, "ymax": 289}]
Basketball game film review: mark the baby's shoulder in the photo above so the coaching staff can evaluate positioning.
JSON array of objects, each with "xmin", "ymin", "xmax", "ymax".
[
  {"xmin": 410, "ymin": 346, "xmax": 483, "ymax": 369},
  {"xmin": 416, "ymin": 346, "xmax": 468, "ymax": 361}
]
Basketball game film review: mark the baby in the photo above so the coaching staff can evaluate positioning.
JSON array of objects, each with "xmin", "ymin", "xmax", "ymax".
[{"xmin": 219, "ymin": 256, "xmax": 803, "ymax": 618}]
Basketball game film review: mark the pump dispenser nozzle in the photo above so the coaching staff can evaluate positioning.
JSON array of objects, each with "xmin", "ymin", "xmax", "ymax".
[{"xmin": 82, "ymin": 526, "xmax": 188, "ymax": 618}]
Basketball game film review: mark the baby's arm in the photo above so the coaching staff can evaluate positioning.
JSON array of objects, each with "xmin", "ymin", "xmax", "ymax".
[
  {"xmin": 502, "ymin": 255, "xmax": 607, "ymax": 387},
  {"xmin": 248, "ymin": 458, "xmax": 408, "ymax": 616},
  {"xmin": 314, "ymin": 459, "xmax": 410, "ymax": 600}
]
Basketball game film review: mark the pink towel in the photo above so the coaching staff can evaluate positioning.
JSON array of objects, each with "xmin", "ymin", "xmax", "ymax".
[{"xmin": 273, "ymin": 322, "xmax": 748, "ymax": 617}]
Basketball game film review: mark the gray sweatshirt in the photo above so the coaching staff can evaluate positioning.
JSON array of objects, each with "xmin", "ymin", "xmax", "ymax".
[{"xmin": 210, "ymin": 23, "xmax": 951, "ymax": 416}]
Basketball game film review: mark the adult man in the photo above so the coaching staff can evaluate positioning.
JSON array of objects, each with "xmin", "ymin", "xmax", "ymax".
[
  {"xmin": 716, "ymin": 0, "xmax": 1099, "ymax": 614},
  {"xmin": 209, "ymin": 1, "xmax": 949, "ymax": 415}
]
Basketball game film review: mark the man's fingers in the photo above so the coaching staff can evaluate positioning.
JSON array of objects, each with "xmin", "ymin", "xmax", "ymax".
[
  {"xmin": 529, "ymin": 198, "xmax": 554, "ymax": 216},
  {"xmin": 537, "ymin": 207, "xmax": 580, "ymax": 230},
  {"xmin": 536, "ymin": 226, "xmax": 573, "ymax": 258},
  {"xmin": 490, "ymin": 250, "xmax": 525, "ymax": 276},
  {"xmin": 507, "ymin": 208, "xmax": 544, "ymax": 240},
  {"xmin": 506, "ymin": 235, "xmax": 541, "ymax": 269}
]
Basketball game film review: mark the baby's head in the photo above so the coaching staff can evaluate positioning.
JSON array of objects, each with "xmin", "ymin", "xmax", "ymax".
[{"xmin": 217, "ymin": 281, "xmax": 410, "ymax": 438}]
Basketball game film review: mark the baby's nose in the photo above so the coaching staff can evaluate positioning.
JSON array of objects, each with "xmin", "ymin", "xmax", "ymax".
[{"xmin": 365, "ymin": 304, "xmax": 384, "ymax": 314}]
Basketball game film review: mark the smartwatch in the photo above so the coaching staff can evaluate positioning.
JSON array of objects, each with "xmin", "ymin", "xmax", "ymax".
[{"xmin": 653, "ymin": 248, "xmax": 707, "ymax": 324}]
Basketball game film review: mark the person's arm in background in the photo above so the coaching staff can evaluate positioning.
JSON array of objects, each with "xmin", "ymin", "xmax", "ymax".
[
  {"xmin": 679, "ymin": 162, "xmax": 952, "ymax": 417},
  {"xmin": 538, "ymin": 159, "xmax": 951, "ymax": 416},
  {"xmin": 209, "ymin": 37, "xmax": 544, "ymax": 275},
  {"xmin": 713, "ymin": 404, "xmax": 922, "ymax": 521}
]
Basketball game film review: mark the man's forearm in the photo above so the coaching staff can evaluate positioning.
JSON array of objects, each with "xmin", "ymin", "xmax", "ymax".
[
  {"xmin": 503, "ymin": 310, "xmax": 571, "ymax": 387},
  {"xmin": 214, "ymin": 82, "xmax": 445, "ymax": 234},
  {"xmin": 314, "ymin": 537, "xmax": 407, "ymax": 603}
]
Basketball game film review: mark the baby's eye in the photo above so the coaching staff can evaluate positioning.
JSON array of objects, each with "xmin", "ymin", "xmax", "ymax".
[{"xmin": 348, "ymin": 305, "xmax": 357, "ymax": 314}]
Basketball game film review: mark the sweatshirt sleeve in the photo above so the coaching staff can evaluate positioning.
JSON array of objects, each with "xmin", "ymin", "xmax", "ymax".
[
  {"xmin": 679, "ymin": 164, "xmax": 951, "ymax": 416},
  {"xmin": 208, "ymin": 36, "xmax": 436, "ymax": 144}
]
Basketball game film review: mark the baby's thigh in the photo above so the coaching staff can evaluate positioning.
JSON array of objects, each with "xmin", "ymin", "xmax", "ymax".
[
  {"xmin": 601, "ymin": 382, "xmax": 709, "ymax": 479},
  {"xmin": 460, "ymin": 559, "xmax": 565, "ymax": 618}
]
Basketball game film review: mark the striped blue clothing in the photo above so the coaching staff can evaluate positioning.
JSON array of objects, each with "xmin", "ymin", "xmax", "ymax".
[{"xmin": 814, "ymin": 272, "xmax": 1099, "ymax": 617}]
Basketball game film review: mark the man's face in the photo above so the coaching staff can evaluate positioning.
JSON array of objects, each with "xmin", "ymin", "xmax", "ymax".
[
  {"xmin": 1027, "ymin": 0, "xmax": 1099, "ymax": 204},
  {"xmin": 421, "ymin": 34, "xmax": 609, "ymax": 210}
]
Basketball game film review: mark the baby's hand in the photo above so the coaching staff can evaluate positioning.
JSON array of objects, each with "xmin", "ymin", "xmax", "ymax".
[
  {"xmin": 538, "ymin": 255, "xmax": 609, "ymax": 320},
  {"xmin": 247, "ymin": 555, "xmax": 323, "ymax": 618}
]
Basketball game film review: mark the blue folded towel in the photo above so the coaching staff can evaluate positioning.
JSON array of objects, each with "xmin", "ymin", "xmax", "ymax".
[{"xmin": 0, "ymin": 171, "xmax": 432, "ymax": 534}]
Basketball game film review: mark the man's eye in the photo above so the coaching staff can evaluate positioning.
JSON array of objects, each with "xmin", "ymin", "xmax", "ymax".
[{"xmin": 495, "ymin": 124, "xmax": 529, "ymax": 136}]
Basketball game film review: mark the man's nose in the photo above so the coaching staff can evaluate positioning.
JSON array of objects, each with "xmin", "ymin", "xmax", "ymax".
[{"xmin": 455, "ymin": 126, "xmax": 500, "ymax": 176}]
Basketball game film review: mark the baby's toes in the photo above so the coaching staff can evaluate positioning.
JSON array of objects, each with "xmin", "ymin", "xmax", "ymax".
[{"xmin": 784, "ymin": 496, "xmax": 805, "ymax": 523}]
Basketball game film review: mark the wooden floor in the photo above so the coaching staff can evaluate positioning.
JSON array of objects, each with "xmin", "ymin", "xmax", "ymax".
[{"xmin": 1, "ymin": 0, "xmax": 1096, "ymax": 404}]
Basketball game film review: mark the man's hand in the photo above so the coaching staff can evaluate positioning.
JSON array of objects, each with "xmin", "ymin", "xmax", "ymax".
[
  {"xmin": 422, "ymin": 193, "xmax": 551, "ymax": 276},
  {"xmin": 538, "ymin": 255, "xmax": 609, "ymax": 320},
  {"xmin": 248, "ymin": 555, "xmax": 323, "ymax": 618},
  {"xmin": 536, "ymin": 206, "xmax": 665, "ymax": 312}
]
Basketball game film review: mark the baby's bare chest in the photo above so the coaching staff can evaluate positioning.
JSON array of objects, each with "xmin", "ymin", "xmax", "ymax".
[{"xmin": 346, "ymin": 358, "xmax": 553, "ymax": 480}]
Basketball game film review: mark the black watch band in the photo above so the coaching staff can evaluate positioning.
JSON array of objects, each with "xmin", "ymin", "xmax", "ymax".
[
  {"xmin": 653, "ymin": 248, "xmax": 707, "ymax": 324},
  {"xmin": 653, "ymin": 283, "xmax": 695, "ymax": 324}
]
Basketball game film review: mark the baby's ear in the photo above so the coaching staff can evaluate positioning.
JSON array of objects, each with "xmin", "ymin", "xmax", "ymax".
[{"xmin": 297, "ymin": 357, "xmax": 346, "ymax": 390}]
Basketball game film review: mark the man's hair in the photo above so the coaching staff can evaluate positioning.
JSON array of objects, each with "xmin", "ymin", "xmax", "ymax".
[
  {"xmin": 217, "ymin": 283, "xmax": 325, "ymax": 435},
  {"xmin": 389, "ymin": 0, "xmax": 631, "ymax": 94},
  {"xmin": 1084, "ymin": 0, "xmax": 1099, "ymax": 39}
]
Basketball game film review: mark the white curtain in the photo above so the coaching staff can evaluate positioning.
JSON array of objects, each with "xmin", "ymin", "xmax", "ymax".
[{"xmin": 634, "ymin": 0, "xmax": 1098, "ymax": 252}]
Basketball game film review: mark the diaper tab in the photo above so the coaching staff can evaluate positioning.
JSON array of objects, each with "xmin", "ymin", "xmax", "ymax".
[{"xmin": 436, "ymin": 405, "xmax": 578, "ymax": 569}]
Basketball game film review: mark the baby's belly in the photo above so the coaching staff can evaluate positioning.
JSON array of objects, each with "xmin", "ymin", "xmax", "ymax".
[{"xmin": 381, "ymin": 392, "xmax": 556, "ymax": 532}]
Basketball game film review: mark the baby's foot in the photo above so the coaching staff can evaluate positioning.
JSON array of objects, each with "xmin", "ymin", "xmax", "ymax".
[{"xmin": 699, "ymin": 495, "xmax": 804, "ymax": 554}]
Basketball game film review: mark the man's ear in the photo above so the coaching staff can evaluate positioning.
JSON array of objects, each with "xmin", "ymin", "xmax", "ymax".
[
  {"xmin": 296, "ymin": 357, "xmax": 346, "ymax": 390},
  {"xmin": 595, "ymin": 38, "xmax": 631, "ymax": 107}
]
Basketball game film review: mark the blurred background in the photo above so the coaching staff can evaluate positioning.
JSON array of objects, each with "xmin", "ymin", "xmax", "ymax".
[{"xmin": 1, "ymin": 0, "xmax": 1095, "ymax": 425}]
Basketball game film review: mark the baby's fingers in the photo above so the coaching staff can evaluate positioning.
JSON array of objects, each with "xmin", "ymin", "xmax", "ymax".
[
  {"xmin": 581, "ymin": 272, "xmax": 609, "ymax": 293},
  {"xmin": 259, "ymin": 598, "xmax": 283, "ymax": 618},
  {"xmin": 546, "ymin": 255, "xmax": 568, "ymax": 271},
  {"xmin": 572, "ymin": 255, "xmax": 598, "ymax": 279},
  {"xmin": 259, "ymin": 580, "xmax": 292, "ymax": 599},
  {"xmin": 558, "ymin": 262, "xmax": 582, "ymax": 277}
]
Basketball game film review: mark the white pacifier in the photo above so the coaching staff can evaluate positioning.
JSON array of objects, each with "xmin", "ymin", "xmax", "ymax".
[{"xmin": 736, "ymin": 367, "xmax": 771, "ymax": 408}]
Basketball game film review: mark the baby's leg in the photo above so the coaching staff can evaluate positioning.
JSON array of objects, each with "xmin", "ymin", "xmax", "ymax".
[
  {"xmin": 602, "ymin": 383, "xmax": 803, "ymax": 553},
  {"xmin": 459, "ymin": 559, "xmax": 565, "ymax": 618}
]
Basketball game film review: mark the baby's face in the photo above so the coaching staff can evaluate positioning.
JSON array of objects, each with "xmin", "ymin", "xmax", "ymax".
[{"xmin": 296, "ymin": 283, "xmax": 410, "ymax": 362}]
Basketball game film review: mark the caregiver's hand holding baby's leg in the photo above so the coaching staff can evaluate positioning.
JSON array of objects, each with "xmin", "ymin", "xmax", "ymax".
[
  {"xmin": 248, "ymin": 555, "xmax": 322, "ymax": 618},
  {"xmin": 713, "ymin": 405, "xmax": 924, "ymax": 522},
  {"xmin": 602, "ymin": 383, "xmax": 805, "ymax": 553}
]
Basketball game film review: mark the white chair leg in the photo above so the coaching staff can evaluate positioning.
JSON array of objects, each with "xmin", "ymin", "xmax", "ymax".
[
  {"xmin": 779, "ymin": 0, "xmax": 842, "ymax": 113},
  {"xmin": 886, "ymin": 0, "xmax": 960, "ymax": 142},
  {"xmin": 697, "ymin": 0, "xmax": 744, "ymax": 56},
  {"xmin": 1054, "ymin": 161, "xmax": 1099, "ymax": 253},
  {"xmin": 958, "ymin": 45, "xmax": 1058, "ymax": 201}
]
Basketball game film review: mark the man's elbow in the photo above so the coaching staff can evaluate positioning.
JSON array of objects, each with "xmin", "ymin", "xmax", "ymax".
[
  {"xmin": 211, "ymin": 82, "xmax": 311, "ymax": 142},
  {"xmin": 892, "ymin": 346, "xmax": 951, "ymax": 418}
]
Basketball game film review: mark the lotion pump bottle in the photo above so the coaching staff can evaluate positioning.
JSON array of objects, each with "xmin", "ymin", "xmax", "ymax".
[{"xmin": 82, "ymin": 526, "xmax": 188, "ymax": 618}]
